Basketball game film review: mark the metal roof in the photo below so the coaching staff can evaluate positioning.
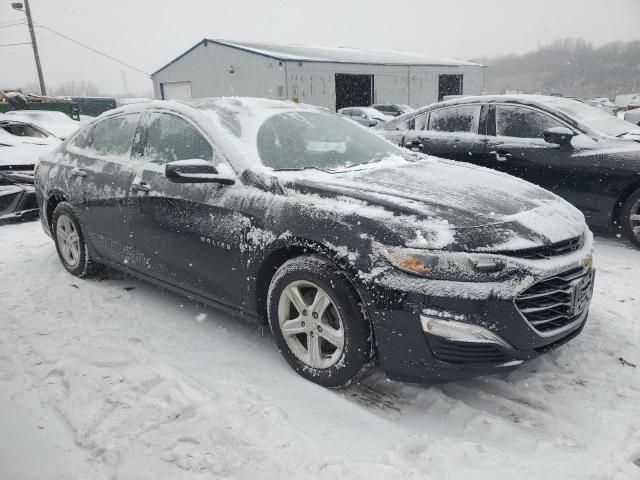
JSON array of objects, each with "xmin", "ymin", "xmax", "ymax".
[{"xmin": 152, "ymin": 39, "xmax": 484, "ymax": 76}]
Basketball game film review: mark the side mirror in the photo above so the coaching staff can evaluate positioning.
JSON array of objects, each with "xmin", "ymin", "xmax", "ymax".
[
  {"xmin": 165, "ymin": 159, "xmax": 235, "ymax": 185},
  {"xmin": 543, "ymin": 127, "xmax": 575, "ymax": 147}
]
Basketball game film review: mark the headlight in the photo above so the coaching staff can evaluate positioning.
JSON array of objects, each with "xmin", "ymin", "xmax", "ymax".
[{"xmin": 383, "ymin": 247, "xmax": 509, "ymax": 282}]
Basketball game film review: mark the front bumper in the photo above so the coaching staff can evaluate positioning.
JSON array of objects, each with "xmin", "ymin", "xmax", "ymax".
[{"xmin": 359, "ymin": 246, "xmax": 595, "ymax": 384}]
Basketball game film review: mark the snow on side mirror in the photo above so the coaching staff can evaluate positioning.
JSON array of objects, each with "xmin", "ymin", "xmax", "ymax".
[
  {"xmin": 543, "ymin": 127, "xmax": 575, "ymax": 147},
  {"xmin": 165, "ymin": 159, "xmax": 235, "ymax": 185}
]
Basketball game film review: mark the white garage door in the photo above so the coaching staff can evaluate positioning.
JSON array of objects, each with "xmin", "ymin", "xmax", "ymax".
[{"xmin": 162, "ymin": 81, "xmax": 192, "ymax": 100}]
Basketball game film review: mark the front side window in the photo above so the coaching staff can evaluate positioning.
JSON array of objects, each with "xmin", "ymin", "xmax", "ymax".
[
  {"xmin": 429, "ymin": 105, "xmax": 480, "ymax": 133},
  {"xmin": 496, "ymin": 106, "xmax": 563, "ymax": 139},
  {"xmin": 89, "ymin": 114, "xmax": 140, "ymax": 157},
  {"xmin": 143, "ymin": 113, "xmax": 213, "ymax": 164}
]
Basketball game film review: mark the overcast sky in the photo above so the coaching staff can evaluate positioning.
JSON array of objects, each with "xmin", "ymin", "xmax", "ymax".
[{"xmin": 1, "ymin": 0, "xmax": 638, "ymax": 96}]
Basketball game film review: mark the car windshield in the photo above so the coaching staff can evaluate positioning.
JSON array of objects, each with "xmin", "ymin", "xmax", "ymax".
[
  {"xmin": 256, "ymin": 111, "xmax": 405, "ymax": 170},
  {"xmin": 546, "ymin": 98, "xmax": 640, "ymax": 137}
]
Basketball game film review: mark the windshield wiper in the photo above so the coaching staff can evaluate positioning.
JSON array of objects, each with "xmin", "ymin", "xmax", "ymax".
[{"xmin": 616, "ymin": 131, "xmax": 639, "ymax": 137}]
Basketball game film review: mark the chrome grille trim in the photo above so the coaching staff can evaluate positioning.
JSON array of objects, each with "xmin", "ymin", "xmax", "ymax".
[
  {"xmin": 498, "ymin": 236, "xmax": 584, "ymax": 260},
  {"xmin": 514, "ymin": 265, "xmax": 595, "ymax": 337}
]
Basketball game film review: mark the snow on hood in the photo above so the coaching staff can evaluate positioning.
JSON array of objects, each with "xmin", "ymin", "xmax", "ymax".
[
  {"xmin": 1, "ymin": 111, "xmax": 80, "ymax": 140},
  {"xmin": 278, "ymin": 157, "xmax": 586, "ymax": 251},
  {"xmin": 0, "ymin": 128, "xmax": 61, "ymax": 167}
]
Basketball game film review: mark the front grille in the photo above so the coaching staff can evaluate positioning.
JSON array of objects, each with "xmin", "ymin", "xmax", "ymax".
[
  {"xmin": 427, "ymin": 336, "xmax": 513, "ymax": 364},
  {"xmin": 515, "ymin": 266, "xmax": 594, "ymax": 334},
  {"xmin": 499, "ymin": 236, "xmax": 584, "ymax": 260}
]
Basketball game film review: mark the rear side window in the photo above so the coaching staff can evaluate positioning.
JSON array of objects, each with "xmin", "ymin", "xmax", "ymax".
[
  {"xmin": 496, "ymin": 106, "xmax": 563, "ymax": 138},
  {"xmin": 89, "ymin": 114, "xmax": 140, "ymax": 157},
  {"xmin": 429, "ymin": 105, "xmax": 480, "ymax": 133},
  {"xmin": 142, "ymin": 113, "xmax": 213, "ymax": 164}
]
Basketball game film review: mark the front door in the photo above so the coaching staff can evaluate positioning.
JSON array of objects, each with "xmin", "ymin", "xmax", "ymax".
[
  {"xmin": 128, "ymin": 110, "xmax": 246, "ymax": 307},
  {"xmin": 484, "ymin": 104, "xmax": 602, "ymax": 219}
]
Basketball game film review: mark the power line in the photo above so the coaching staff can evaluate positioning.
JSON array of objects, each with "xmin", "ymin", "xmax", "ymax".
[
  {"xmin": 0, "ymin": 21, "xmax": 26, "ymax": 29},
  {"xmin": 0, "ymin": 42, "xmax": 31, "ymax": 47},
  {"xmin": 34, "ymin": 23, "xmax": 150, "ymax": 77}
]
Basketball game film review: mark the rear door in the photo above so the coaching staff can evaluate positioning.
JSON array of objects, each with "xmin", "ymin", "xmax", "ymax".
[
  {"xmin": 128, "ymin": 110, "xmax": 246, "ymax": 306},
  {"xmin": 65, "ymin": 113, "xmax": 142, "ymax": 263},
  {"xmin": 401, "ymin": 104, "xmax": 487, "ymax": 162}
]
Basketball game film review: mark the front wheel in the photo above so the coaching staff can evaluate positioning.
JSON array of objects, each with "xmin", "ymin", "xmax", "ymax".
[
  {"xmin": 267, "ymin": 255, "xmax": 373, "ymax": 388},
  {"xmin": 621, "ymin": 188, "xmax": 640, "ymax": 248}
]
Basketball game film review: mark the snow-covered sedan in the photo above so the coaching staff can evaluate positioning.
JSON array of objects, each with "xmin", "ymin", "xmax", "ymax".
[
  {"xmin": 0, "ymin": 118, "xmax": 61, "ymax": 221},
  {"xmin": 377, "ymin": 95, "xmax": 640, "ymax": 248},
  {"xmin": 2, "ymin": 110, "xmax": 81, "ymax": 140},
  {"xmin": 34, "ymin": 98, "xmax": 595, "ymax": 387},
  {"xmin": 337, "ymin": 107, "xmax": 392, "ymax": 127}
]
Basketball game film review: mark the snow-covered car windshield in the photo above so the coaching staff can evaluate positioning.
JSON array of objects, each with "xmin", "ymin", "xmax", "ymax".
[
  {"xmin": 547, "ymin": 98, "xmax": 640, "ymax": 137},
  {"xmin": 256, "ymin": 111, "xmax": 404, "ymax": 170}
]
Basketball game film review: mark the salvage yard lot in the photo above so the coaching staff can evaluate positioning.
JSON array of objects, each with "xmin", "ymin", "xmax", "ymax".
[{"xmin": 1, "ymin": 220, "xmax": 639, "ymax": 479}]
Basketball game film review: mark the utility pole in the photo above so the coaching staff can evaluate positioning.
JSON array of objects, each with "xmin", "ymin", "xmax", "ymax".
[{"xmin": 12, "ymin": 0, "xmax": 46, "ymax": 95}]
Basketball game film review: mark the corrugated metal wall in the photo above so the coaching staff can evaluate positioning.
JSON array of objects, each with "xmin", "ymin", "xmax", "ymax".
[
  {"xmin": 153, "ymin": 42, "xmax": 286, "ymax": 100},
  {"xmin": 152, "ymin": 42, "xmax": 486, "ymax": 110}
]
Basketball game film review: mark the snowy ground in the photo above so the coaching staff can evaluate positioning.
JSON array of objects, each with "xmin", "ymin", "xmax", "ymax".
[{"xmin": 1, "ymin": 220, "xmax": 639, "ymax": 480}]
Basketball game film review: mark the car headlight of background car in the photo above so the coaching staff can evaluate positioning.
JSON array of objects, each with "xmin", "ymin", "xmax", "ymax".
[{"xmin": 383, "ymin": 247, "xmax": 520, "ymax": 282}]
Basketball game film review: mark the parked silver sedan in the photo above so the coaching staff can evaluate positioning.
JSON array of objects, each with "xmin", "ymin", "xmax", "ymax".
[{"xmin": 337, "ymin": 107, "xmax": 392, "ymax": 127}]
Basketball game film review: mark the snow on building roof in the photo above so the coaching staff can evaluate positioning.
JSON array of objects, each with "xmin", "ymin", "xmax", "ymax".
[{"xmin": 152, "ymin": 39, "xmax": 484, "ymax": 75}]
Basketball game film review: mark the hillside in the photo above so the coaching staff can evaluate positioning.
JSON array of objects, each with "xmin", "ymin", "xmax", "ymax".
[{"xmin": 474, "ymin": 38, "xmax": 640, "ymax": 98}]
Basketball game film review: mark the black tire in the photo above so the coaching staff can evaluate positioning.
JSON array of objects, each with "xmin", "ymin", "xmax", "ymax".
[
  {"xmin": 621, "ymin": 188, "xmax": 640, "ymax": 248},
  {"xmin": 52, "ymin": 202, "xmax": 100, "ymax": 277},
  {"xmin": 267, "ymin": 255, "xmax": 374, "ymax": 388}
]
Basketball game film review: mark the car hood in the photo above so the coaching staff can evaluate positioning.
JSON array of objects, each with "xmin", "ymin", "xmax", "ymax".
[
  {"xmin": 0, "ymin": 131, "xmax": 61, "ymax": 168},
  {"xmin": 278, "ymin": 157, "xmax": 586, "ymax": 251}
]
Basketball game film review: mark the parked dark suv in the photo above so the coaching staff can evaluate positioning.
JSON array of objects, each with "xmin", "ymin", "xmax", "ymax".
[
  {"xmin": 35, "ymin": 98, "xmax": 595, "ymax": 387},
  {"xmin": 377, "ymin": 95, "xmax": 640, "ymax": 247}
]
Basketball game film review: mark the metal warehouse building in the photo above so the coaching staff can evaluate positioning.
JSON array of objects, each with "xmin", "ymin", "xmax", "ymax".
[{"xmin": 151, "ymin": 39, "xmax": 486, "ymax": 110}]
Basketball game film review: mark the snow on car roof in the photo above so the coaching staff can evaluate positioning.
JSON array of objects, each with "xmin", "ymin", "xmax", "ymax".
[{"xmin": 153, "ymin": 39, "xmax": 483, "ymax": 75}]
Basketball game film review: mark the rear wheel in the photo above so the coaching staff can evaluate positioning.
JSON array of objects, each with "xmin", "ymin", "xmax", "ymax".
[
  {"xmin": 267, "ymin": 255, "xmax": 373, "ymax": 388},
  {"xmin": 52, "ymin": 202, "xmax": 100, "ymax": 276},
  {"xmin": 621, "ymin": 188, "xmax": 640, "ymax": 248}
]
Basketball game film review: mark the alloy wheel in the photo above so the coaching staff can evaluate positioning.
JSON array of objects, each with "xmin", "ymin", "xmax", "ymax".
[
  {"xmin": 56, "ymin": 214, "xmax": 81, "ymax": 267},
  {"xmin": 277, "ymin": 280, "xmax": 345, "ymax": 369}
]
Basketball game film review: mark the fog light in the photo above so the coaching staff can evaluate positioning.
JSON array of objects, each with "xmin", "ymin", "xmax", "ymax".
[{"xmin": 421, "ymin": 314, "xmax": 513, "ymax": 350}]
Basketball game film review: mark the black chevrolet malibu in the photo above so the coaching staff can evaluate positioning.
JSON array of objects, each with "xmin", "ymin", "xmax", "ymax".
[
  {"xmin": 35, "ymin": 98, "xmax": 595, "ymax": 387},
  {"xmin": 376, "ymin": 94, "xmax": 640, "ymax": 247}
]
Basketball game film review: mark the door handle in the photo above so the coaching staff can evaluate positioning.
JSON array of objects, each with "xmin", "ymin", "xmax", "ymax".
[
  {"xmin": 70, "ymin": 167, "xmax": 87, "ymax": 178},
  {"xmin": 489, "ymin": 150, "xmax": 513, "ymax": 162},
  {"xmin": 405, "ymin": 140, "xmax": 424, "ymax": 152},
  {"xmin": 132, "ymin": 181, "xmax": 151, "ymax": 193}
]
